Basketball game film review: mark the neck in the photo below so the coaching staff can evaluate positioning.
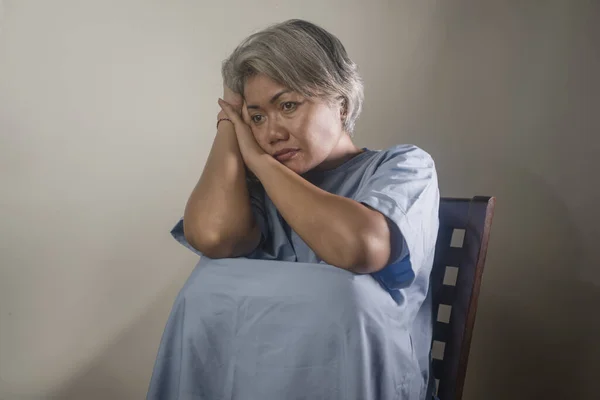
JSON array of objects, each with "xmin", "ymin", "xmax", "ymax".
[{"xmin": 314, "ymin": 133, "xmax": 363, "ymax": 171}]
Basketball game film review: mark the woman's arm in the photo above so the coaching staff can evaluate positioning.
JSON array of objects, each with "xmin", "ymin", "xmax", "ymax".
[
  {"xmin": 251, "ymin": 155, "xmax": 392, "ymax": 273},
  {"xmin": 217, "ymin": 98, "xmax": 392, "ymax": 272},
  {"xmin": 183, "ymin": 109, "xmax": 260, "ymax": 258}
]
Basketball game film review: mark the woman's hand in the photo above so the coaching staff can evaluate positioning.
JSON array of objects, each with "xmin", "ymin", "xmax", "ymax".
[
  {"xmin": 222, "ymin": 84, "xmax": 243, "ymax": 112},
  {"xmin": 218, "ymin": 98, "xmax": 267, "ymax": 171}
]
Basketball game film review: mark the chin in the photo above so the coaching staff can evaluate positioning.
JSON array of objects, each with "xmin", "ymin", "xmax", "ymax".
[
  {"xmin": 283, "ymin": 163, "xmax": 307, "ymax": 175},
  {"xmin": 279, "ymin": 153, "xmax": 313, "ymax": 175}
]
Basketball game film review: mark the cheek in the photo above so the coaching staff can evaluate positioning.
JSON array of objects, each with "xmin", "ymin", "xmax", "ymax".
[
  {"xmin": 302, "ymin": 111, "xmax": 340, "ymax": 148},
  {"xmin": 249, "ymin": 126, "xmax": 268, "ymax": 148}
]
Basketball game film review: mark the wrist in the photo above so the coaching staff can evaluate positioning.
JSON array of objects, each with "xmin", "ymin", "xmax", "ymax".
[
  {"xmin": 218, "ymin": 105, "xmax": 241, "ymax": 118},
  {"xmin": 247, "ymin": 153, "xmax": 276, "ymax": 179}
]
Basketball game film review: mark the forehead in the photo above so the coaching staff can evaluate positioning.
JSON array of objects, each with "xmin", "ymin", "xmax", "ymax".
[{"xmin": 244, "ymin": 74, "xmax": 293, "ymax": 102}]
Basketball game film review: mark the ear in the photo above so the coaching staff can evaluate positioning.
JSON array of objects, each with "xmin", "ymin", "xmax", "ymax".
[{"xmin": 339, "ymin": 97, "xmax": 348, "ymax": 121}]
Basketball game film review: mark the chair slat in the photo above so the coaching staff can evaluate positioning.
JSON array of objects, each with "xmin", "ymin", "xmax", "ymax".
[
  {"xmin": 432, "ymin": 358, "xmax": 444, "ymax": 379},
  {"xmin": 438, "ymin": 198, "xmax": 470, "ymax": 229},
  {"xmin": 443, "ymin": 247, "xmax": 463, "ymax": 268},
  {"xmin": 433, "ymin": 321, "xmax": 450, "ymax": 342},
  {"xmin": 438, "ymin": 284, "xmax": 456, "ymax": 305},
  {"xmin": 431, "ymin": 196, "xmax": 495, "ymax": 400}
]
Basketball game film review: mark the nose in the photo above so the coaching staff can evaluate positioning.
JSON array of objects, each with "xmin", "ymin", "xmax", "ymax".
[{"xmin": 266, "ymin": 116, "xmax": 289, "ymax": 145}]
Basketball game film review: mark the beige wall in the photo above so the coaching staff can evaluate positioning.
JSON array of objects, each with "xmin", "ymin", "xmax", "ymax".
[{"xmin": 1, "ymin": 0, "xmax": 598, "ymax": 399}]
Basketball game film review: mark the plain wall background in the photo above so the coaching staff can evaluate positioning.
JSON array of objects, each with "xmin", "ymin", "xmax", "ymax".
[{"xmin": 1, "ymin": 0, "xmax": 598, "ymax": 399}]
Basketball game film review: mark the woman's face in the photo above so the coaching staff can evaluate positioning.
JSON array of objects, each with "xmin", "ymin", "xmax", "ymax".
[{"xmin": 243, "ymin": 74, "xmax": 347, "ymax": 174}]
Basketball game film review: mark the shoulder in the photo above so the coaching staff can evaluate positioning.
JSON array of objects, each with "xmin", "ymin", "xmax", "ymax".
[
  {"xmin": 368, "ymin": 144, "xmax": 437, "ymax": 181},
  {"xmin": 357, "ymin": 145, "xmax": 439, "ymax": 224},
  {"xmin": 376, "ymin": 144, "xmax": 435, "ymax": 167}
]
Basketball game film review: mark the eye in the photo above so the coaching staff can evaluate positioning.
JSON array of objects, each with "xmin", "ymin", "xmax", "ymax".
[
  {"xmin": 281, "ymin": 101, "xmax": 297, "ymax": 112},
  {"xmin": 251, "ymin": 114, "xmax": 264, "ymax": 124}
]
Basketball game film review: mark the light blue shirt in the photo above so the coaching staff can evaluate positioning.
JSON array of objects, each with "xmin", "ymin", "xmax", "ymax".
[
  {"xmin": 247, "ymin": 144, "xmax": 439, "ymax": 301},
  {"xmin": 169, "ymin": 144, "xmax": 440, "ymax": 398}
]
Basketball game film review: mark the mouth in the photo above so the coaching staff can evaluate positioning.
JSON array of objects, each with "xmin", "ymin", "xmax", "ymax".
[{"xmin": 273, "ymin": 148, "xmax": 300, "ymax": 162}]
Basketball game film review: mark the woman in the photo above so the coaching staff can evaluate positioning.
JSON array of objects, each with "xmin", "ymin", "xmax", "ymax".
[{"xmin": 149, "ymin": 19, "xmax": 439, "ymax": 400}]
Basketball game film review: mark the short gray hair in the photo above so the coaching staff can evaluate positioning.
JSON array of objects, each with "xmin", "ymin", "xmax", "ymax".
[{"xmin": 222, "ymin": 19, "xmax": 364, "ymax": 134}]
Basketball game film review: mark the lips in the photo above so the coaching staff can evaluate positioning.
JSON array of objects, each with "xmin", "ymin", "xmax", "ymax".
[{"xmin": 273, "ymin": 148, "xmax": 299, "ymax": 162}]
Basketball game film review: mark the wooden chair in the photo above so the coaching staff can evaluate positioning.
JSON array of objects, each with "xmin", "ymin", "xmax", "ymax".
[{"xmin": 430, "ymin": 196, "xmax": 496, "ymax": 400}]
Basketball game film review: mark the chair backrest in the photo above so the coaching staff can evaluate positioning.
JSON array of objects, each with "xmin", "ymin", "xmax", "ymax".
[{"xmin": 430, "ymin": 196, "xmax": 496, "ymax": 400}]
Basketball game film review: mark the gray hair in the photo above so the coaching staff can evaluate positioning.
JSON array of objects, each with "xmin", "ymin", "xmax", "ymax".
[{"xmin": 222, "ymin": 19, "xmax": 364, "ymax": 134}]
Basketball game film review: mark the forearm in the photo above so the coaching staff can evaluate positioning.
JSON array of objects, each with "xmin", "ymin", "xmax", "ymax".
[
  {"xmin": 183, "ymin": 122, "xmax": 259, "ymax": 257},
  {"xmin": 251, "ymin": 156, "xmax": 391, "ymax": 273}
]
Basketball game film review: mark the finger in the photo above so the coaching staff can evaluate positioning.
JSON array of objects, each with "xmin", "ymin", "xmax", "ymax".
[
  {"xmin": 217, "ymin": 98, "xmax": 232, "ymax": 116},
  {"xmin": 241, "ymin": 100, "xmax": 252, "ymax": 125},
  {"xmin": 218, "ymin": 98, "xmax": 243, "ymax": 125}
]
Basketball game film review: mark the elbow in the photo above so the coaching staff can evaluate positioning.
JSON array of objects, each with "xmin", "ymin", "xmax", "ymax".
[
  {"xmin": 342, "ymin": 246, "xmax": 388, "ymax": 275},
  {"xmin": 341, "ymin": 228, "xmax": 391, "ymax": 274},
  {"xmin": 184, "ymin": 222, "xmax": 260, "ymax": 259},
  {"xmin": 184, "ymin": 229, "xmax": 234, "ymax": 259}
]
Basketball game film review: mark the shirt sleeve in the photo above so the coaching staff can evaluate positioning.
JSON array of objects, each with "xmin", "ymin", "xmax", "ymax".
[
  {"xmin": 354, "ymin": 145, "xmax": 440, "ymax": 291},
  {"xmin": 170, "ymin": 217, "xmax": 202, "ymax": 256},
  {"xmin": 170, "ymin": 177, "xmax": 268, "ymax": 257}
]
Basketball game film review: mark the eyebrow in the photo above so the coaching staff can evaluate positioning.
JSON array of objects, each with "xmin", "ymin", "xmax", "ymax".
[{"xmin": 246, "ymin": 90, "xmax": 293, "ymax": 110}]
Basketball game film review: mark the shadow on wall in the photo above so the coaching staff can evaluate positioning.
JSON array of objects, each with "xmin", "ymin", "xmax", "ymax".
[
  {"xmin": 50, "ymin": 273, "xmax": 191, "ymax": 400},
  {"xmin": 461, "ymin": 160, "xmax": 600, "ymax": 400}
]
